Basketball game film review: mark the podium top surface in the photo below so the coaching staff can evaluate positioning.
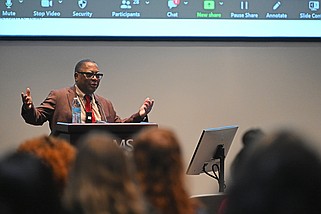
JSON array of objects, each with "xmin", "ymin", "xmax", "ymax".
[{"xmin": 55, "ymin": 122, "xmax": 158, "ymax": 134}]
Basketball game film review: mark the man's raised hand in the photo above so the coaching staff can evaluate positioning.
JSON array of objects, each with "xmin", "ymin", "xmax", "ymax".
[{"xmin": 21, "ymin": 88, "xmax": 33, "ymax": 109}]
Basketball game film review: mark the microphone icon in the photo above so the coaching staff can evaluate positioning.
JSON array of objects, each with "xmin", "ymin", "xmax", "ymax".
[{"xmin": 5, "ymin": 0, "xmax": 13, "ymax": 8}]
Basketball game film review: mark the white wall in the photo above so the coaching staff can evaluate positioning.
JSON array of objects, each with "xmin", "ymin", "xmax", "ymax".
[{"xmin": 1, "ymin": 40, "xmax": 321, "ymax": 195}]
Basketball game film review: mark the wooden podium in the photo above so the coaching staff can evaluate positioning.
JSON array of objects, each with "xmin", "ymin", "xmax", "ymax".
[{"xmin": 55, "ymin": 122, "xmax": 158, "ymax": 149}]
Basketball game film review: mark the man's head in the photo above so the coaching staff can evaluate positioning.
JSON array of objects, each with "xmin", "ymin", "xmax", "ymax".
[{"xmin": 74, "ymin": 59, "xmax": 103, "ymax": 95}]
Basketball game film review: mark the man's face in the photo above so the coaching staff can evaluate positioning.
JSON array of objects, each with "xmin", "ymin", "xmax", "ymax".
[{"xmin": 75, "ymin": 62, "xmax": 102, "ymax": 94}]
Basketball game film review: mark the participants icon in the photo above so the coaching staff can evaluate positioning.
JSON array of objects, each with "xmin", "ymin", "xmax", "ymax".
[{"xmin": 121, "ymin": 0, "xmax": 132, "ymax": 9}]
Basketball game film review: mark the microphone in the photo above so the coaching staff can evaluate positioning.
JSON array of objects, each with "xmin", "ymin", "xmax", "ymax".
[
  {"xmin": 95, "ymin": 99, "xmax": 107, "ymax": 123},
  {"xmin": 6, "ymin": 0, "xmax": 12, "ymax": 8}
]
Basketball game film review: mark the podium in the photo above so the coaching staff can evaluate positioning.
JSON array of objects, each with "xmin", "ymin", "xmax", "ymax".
[{"xmin": 55, "ymin": 122, "xmax": 158, "ymax": 150}]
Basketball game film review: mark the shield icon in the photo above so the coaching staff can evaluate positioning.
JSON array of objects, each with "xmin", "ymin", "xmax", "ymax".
[{"xmin": 78, "ymin": 0, "xmax": 87, "ymax": 9}]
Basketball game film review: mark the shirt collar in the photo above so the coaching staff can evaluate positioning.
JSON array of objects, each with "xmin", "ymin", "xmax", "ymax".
[{"xmin": 75, "ymin": 85, "xmax": 94, "ymax": 100}]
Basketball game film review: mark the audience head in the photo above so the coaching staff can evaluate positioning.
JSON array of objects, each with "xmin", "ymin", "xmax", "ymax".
[
  {"xmin": 241, "ymin": 128, "xmax": 264, "ymax": 147},
  {"xmin": 0, "ymin": 152, "xmax": 62, "ymax": 214},
  {"xmin": 132, "ymin": 127, "xmax": 196, "ymax": 214},
  {"xmin": 225, "ymin": 130, "xmax": 321, "ymax": 214},
  {"xmin": 17, "ymin": 135, "xmax": 76, "ymax": 195},
  {"xmin": 230, "ymin": 128, "xmax": 264, "ymax": 181},
  {"xmin": 63, "ymin": 131, "xmax": 146, "ymax": 214}
]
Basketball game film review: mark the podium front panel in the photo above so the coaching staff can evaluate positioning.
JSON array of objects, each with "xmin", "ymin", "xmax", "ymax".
[{"xmin": 55, "ymin": 122, "xmax": 158, "ymax": 150}]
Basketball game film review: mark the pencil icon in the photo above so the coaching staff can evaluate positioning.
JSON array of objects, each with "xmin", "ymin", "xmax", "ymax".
[{"xmin": 273, "ymin": 1, "xmax": 281, "ymax": 10}]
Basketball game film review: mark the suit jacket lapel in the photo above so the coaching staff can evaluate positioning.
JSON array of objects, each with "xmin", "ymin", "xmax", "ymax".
[
  {"xmin": 67, "ymin": 85, "xmax": 77, "ymax": 109},
  {"xmin": 94, "ymin": 95, "xmax": 107, "ymax": 122}
]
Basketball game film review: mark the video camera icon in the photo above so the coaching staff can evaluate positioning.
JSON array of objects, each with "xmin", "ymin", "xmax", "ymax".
[{"xmin": 41, "ymin": 0, "xmax": 53, "ymax": 7}]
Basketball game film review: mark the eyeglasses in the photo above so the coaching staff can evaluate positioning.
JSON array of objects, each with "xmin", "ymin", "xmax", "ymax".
[{"xmin": 77, "ymin": 71, "xmax": 104, "ymax": 79}]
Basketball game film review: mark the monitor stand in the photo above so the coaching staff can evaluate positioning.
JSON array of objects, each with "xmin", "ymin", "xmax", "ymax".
[{"xmin": 202, "ymin": 145, "xmax": 225, "ymax": 192}]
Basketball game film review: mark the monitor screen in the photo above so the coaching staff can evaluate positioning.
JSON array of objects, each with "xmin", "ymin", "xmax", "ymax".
[
  {"xmin": 186, "ymin": 125, "xmax": 238, "ymax": 175},
  {"xmin": 1, "ymin": 0, "xmax": 320, "ymax": 40}
]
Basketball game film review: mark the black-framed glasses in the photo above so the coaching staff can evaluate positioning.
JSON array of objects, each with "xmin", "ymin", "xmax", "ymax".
[{"xmin": 77, "ymin": 71, "xmax": 104, "ymax": 79}]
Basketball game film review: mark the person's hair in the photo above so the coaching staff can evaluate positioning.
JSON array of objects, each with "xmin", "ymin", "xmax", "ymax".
[
  {"xmin": 74, "ymin": 59, "xmax": 97, "ymax": 73},
  {"xmin": 132, "ymin": 127, "xmax": 195, "ymax": 214},
  {"xmin": 225, "ymin": 130, "xmax": 321, "ymax": 214},
  {"xmin": 63, "ymin": 131, "xmax": 145, "ymax": 214},
  {"xmin": 230, "ymin": 128, "xmax": 264, "ymax": 181},
  {"xmin": 17, "ymin": 135, "xmax": 76, "ymax": 195},
  {"xmin": 0, "ymin": 152, "xmax": 62, "ymax": 214},
  {"xmin": 241, "ymin": 128, "xmax": 264, "ymax": 146}
]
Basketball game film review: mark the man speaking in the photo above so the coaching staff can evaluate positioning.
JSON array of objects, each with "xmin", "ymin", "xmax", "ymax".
[{"xmin": 21, "ymin": 59, "xmax": 154, "ymax": 135}]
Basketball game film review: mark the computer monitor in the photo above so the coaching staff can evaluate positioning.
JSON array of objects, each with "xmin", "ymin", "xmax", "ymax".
[{"xmin": 186, "ymin": 125, "xmax": 238, "ymax": 175}]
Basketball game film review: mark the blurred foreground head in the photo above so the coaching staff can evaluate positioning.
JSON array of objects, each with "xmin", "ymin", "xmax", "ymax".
[
  {"xmin": 230, "ymin": 128, "xmax": 265, "ymax": 181},
  {"xmin": 0, "ymin": 152, "xmax": 62, "ymax": 214},
  {"xmin": 225, "ymin": 130, "xmax": 321, "ymax": 214},
  {"xmin": 17, "ymin": 135, "xmax": 76, "ymax": 195},
  {"xmin": 133, "ymin": 127, "xmax": 196, "ymax": 214},
  {"xmin": 63, "ymin": 131, "xmax": 146, "ymax": 214}
]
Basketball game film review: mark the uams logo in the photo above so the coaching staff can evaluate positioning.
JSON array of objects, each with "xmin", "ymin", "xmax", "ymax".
[{"xmin": 114, "ymin": 138, "xmax": 134, "ymax": 151}]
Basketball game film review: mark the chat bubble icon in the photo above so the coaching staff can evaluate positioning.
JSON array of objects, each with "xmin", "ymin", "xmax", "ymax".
[{"xmin": 168, "ymin": 0, "xmax": 178, "ymax": 9}]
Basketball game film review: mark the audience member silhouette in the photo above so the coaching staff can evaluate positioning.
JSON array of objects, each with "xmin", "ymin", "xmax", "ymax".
[
  {"xmin": 132, "ymin": 127, "xmax": 204, "ymax": 214},
  {"xmin": 63, "ymin": 131, "xmax": 147, "ymax": 214},
  {"xmin": 229, "ymin": 128, "xmax": 264, "ymax": 182},
  {"xmin": 0, "ymin": 152, "xmax": 63, "ymax": 214},
  {"xmin": 218, "ymin": 128, "xmax": 264, "ymax": 214},
  {"xmin": 17, "ymin": 135, "xmax": 76, "ymax": 195},
  {"xmin": 224, "ymin": 130, "xmax": 321, "ymax": 214}
]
